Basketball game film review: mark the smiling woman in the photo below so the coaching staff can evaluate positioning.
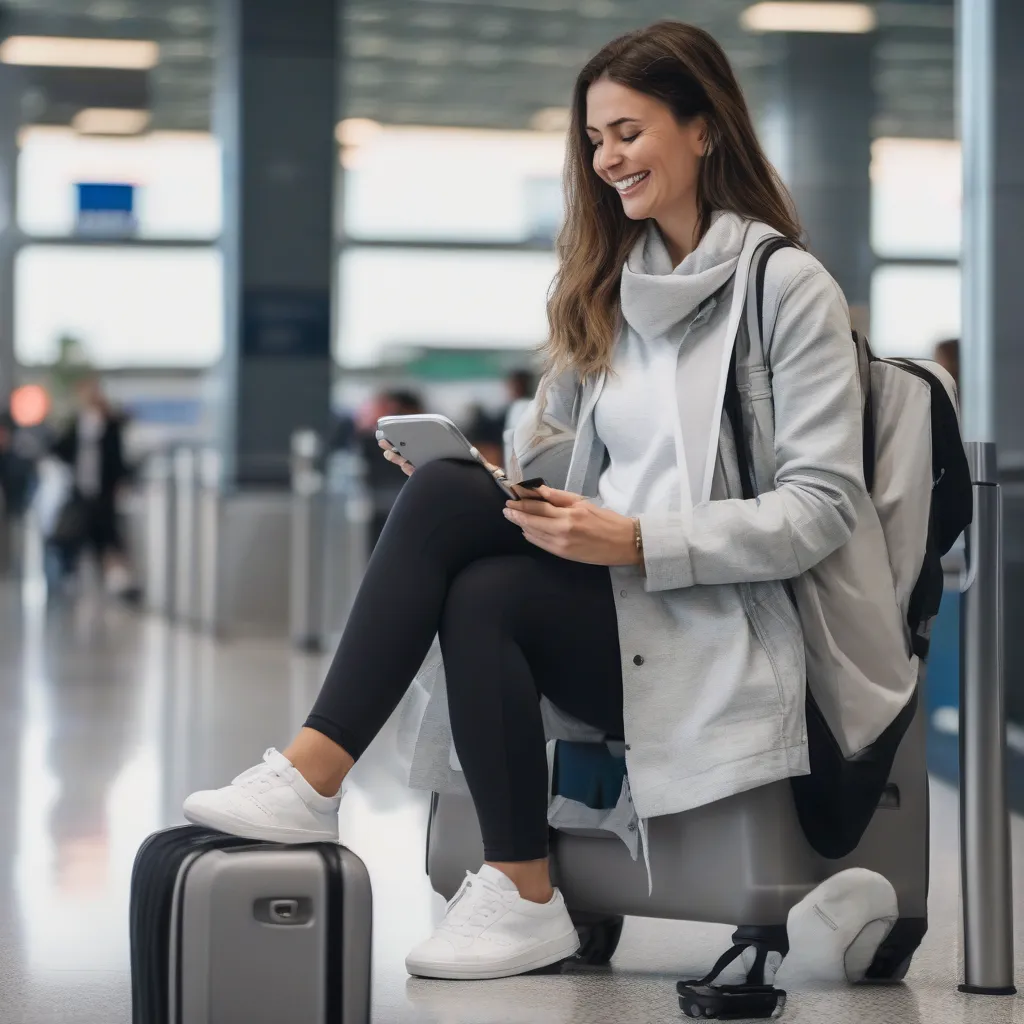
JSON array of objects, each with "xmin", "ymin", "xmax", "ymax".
[
  {"xmin": 547, "ymin": 21, "xmax": 801, "ymax": 383},
  {"xmin": 585, "ymin": 81, "xmax": 708, "ymax": 262},
  {"xmin": 182, "ymin": 18, "xmax": 897, "ymax": 989}
]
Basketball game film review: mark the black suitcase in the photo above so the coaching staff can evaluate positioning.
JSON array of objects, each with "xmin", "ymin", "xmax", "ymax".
[{"xmin": 130, "ymin": 825, "xmax": 372, "ymax": 1024}]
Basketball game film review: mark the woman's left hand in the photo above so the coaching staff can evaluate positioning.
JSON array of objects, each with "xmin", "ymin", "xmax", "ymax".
[{"xmin": 504, "ymin": 486, "xmax": 641, "ymax": 567}]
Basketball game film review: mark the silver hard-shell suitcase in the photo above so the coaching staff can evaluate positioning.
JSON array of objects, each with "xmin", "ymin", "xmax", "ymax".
[
  {"xmin": 427, "ymin": 672, "xmax": 929, "ymax": 978},
  {"xmin": 131, "ymin": 826, "xmax": 372, "ymax": 1024}
]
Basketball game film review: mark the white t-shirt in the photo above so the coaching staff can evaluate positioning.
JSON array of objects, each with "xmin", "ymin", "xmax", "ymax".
[
  {"xmin": 76, "ymin": 408, "xmax": 104, "ymax": 498},
  {"xmin": 594, "ymin": 330, "xmax": 681, "ymax": 517}
]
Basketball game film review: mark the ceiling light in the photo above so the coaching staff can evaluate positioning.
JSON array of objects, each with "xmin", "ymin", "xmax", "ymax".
[
  {"xmin": 72, "ymin": 108, "xmax": 151, "ymax": 135},
  {"xmin": 740, "ymin": 3, "xmax": 876, "ymax": 34},
  {"xmin": 530, "ymin": 107, "xmax": 570, "ymax": 133},
  {"xmin": 0, "ymin": 36, "xmax": 159, "ymax": 69},
  {"xmin": 336, "ymin": 117, "xmax": 383, "ymax": 148}
]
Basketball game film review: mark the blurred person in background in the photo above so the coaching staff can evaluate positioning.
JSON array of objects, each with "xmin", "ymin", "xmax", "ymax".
[
  {"xmin": 0, "ymin": 410, "xmax": 16, "ymax": 570},
  {"xmin": 355, "ymin": 388, "xmax": 424, "ymax": 549},
  {"xmin": 184, "ymin": 21, "xmax": 891, "ymax": 982},
  {"xmin": 933, "ymin": 338, "xmax": 959, "ymax": 390},
  {"xmin": 503, "ymin": 368, "xmax": 538, "ymax": 467},
  {"xmin": 50, "ymin": 376, "xmax": 138, "ymax": 601},
  {"xmin": 463, "ymin": 370, "xmax": 540, "ymax": 471},
  {"xmin": 0, "ymin": 408, "xmax": 14, "ymax": 518},
  {"xmin": 932, "ymin": 339, "xmax": 964, "ymax": 581},
  {"xmin": 462, "ymin": 401, "xmax": 506, "ymax": 470},
  {"xmin": 504, "ymin": 368, "xmax": 537, "ymax": 435},
  {"xmin": 0, "ymin": 406, "xmax": 38, "ymax": 524}
]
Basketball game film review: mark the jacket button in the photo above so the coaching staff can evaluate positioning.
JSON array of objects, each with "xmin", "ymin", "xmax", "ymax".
[
  {"xmin": 633, "ymin": 654, "xmax": 644, "ymax": 666},
  {"xmin": 620, "ymin": 589, "xmax": 628, "ymax": 598}
]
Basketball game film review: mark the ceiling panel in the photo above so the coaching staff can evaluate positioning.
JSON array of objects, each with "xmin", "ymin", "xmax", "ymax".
[{"xmin": 0, "ymin": 0, "xmax": 956, "ymax": 139}]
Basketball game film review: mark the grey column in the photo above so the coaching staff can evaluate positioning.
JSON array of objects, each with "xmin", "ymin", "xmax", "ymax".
[
  {"xmin": 213, "ymin": 0, "xmax": 338, "ymax": 487},
  {"xmin": 961, "ymin": 0, "xmax": 1024, "ymax": 729},
  {"xmin": 763, "ymin": 32, "xmax": 873, "ymax": 331},
  {"xmin": 0, "ymin": 67, "xmax": 20, "ymax": 410}
]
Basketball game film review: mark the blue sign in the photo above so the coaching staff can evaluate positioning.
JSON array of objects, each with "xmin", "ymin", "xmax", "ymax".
[{"xmin": 76, "ymin": 182, "xmax": 137, "ymax": 236}]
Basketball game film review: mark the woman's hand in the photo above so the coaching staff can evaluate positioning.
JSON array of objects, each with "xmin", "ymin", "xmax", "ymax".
[
  {"xmin": 504, "ymin": 485, "xmax": 641, "ymax": 567},
  {"xmin": 378, "ymin": 437, "xmax": 415, "ymax": 477},
  {"xmin": 378, "ymin": 438, "xmax": 511, "ymax": 485}
]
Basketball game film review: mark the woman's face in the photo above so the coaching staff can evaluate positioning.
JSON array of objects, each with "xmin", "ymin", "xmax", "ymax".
[{"xmin": 585, "ymin": 76, "xmax": 706, "ymax": 224}]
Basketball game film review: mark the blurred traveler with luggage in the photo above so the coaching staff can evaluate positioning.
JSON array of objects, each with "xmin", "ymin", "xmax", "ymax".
[{"xmin": 50, "ymin": 375, "xmax": 138, "ymax": 600}]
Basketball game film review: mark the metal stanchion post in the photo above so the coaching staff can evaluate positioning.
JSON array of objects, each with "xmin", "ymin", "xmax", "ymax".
[
  {"xmin": 144, "ymin": 450, "xmax": 175, "ymax": 615},
  {"xmin": 173, "ymin": 447, "xmax": 198, "ymax": 626},
  {"xmin": 959, "ymin": 440, "xmax": 1016, "ymax": 995},
  {"xmin": 290, "ymin": 431, "xmax": 326, "ymax": 652},
  {"xmin": 197, "ymin": 448, "xmax": 223, "ymax": 635},
  {"xmin": 343, "ymin": 451, "xmax": 371, "ymax": 620}
]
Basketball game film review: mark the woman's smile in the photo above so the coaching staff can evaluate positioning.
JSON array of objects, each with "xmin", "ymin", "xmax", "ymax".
[{"xmin": 611, "ymin": 170, "xmax": 651, "ymax": 197}]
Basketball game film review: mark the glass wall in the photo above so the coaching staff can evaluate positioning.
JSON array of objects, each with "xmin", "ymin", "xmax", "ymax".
[
  {"xmin": 14, "ymin": 127, "xmax": 221, "ymax": 373},
  {"xmin": 18, "ymin": 128, "xmax": 220, "ymax": 240},
  {"xmin": 9, "ymin": 7, "xmax": 960, "ymax": 377},
  {"xmin": 342, "ymin": 124, "xmax": 564, "ymax": 244},
  {"xmin": 338, "ymin": 246, "xmax": 555, "ymax": 368},
  {"xmin": 869, "ymin": 137, "xmax": 961, "ymax": 358},
  {"xmin": 15, "ymin": 246, "xmax": 222, "ymax": 369}
]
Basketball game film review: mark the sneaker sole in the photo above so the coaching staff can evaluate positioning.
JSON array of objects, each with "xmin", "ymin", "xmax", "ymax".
[
  {"xmin": 406, "ymin": 931, "xmax": 581, "ymax": 981},
  {"xmin": 183, "ymin": 803, "xmax": 339, "ymax": 845}
]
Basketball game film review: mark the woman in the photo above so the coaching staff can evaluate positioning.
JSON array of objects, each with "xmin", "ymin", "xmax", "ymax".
[{"xmin": 185, "ymin": 22, "xmax": 864, "ymax": 980}]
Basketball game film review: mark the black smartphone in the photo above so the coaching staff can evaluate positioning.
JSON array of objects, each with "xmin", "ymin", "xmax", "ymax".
[{"xmin": 510, "ymin": 478, "xmax": 550, "ymax": 502}]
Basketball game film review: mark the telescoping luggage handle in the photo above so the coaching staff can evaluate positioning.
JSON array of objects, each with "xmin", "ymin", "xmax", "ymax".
[{"xmin": 957, "ymin": 440, "xmax": 1016, "ymax": 995}]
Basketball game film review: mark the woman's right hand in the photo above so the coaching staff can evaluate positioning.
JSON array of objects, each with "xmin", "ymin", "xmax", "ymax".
[{"xmin": 378, "ymin": 437, "xmax": 415, "ymax": 477}]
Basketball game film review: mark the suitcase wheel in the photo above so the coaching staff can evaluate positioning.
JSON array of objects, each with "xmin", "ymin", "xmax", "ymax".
[{"xmin": 569, "ymin": 911, "xmax": 624, "ymax": 967}]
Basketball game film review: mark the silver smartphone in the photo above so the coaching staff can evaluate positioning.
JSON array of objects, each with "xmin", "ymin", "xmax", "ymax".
[{"xmin": 376, "ymin": 413, "xmax": 518, "ymax": 499}]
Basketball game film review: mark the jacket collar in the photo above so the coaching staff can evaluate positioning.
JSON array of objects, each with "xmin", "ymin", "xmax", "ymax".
[{"xmin": 619, "ymin": 211, "xmax": 750, "ymax": 343}]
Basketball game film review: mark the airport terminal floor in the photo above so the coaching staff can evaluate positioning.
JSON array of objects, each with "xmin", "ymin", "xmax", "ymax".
[{"xmin": 1, "ymin": 578, "xmax": 1023, "ymax": 1024}]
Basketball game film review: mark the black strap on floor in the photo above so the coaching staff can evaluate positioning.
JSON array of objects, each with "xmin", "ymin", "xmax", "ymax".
[{"xmin": 677, "ymin": 943, "xmax": 787, "ymax": 1020}]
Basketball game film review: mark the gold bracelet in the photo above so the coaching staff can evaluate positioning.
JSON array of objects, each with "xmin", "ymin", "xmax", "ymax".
[{"xmin": 633, "ymin": 517, "xmax": 644, "ymax": 558}]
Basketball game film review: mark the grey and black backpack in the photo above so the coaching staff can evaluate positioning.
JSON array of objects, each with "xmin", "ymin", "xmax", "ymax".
[{"xmin": 725, "ymin": 237, "xmax": 973, "ymax": 859}]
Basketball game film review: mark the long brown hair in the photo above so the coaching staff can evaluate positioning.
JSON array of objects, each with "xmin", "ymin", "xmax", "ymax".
[{"xmin": 544, "ymin": 21, "xmax": 802, "ymax": 383}]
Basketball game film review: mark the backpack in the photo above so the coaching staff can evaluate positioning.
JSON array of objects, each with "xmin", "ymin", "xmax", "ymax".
[{"xmin": 724, "ymin": 237, "xmax": 973, "ymax": 859}]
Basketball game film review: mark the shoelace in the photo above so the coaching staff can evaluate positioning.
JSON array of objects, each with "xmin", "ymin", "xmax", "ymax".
[
  {"xmin": 232, "ymin": 748, "xmax": 287, "ymax": 793},
  {"xmin": 439, "ymin": 872, "xmax": 509, "ymax": 937}
]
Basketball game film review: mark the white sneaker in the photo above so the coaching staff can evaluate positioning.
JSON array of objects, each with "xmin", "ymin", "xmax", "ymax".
[
  {"xmin": 183, "ymin": 748, "xmax": 341, "ymax": 844},
  {"xmin": 406, "ymin": 865, "xmax": 580, "ymax": 981},
  {"xmin": 776, "ymin": 868, "xmax": 898, "ymax": 986}
]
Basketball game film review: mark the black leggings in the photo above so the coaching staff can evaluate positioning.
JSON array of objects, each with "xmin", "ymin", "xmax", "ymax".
[{"xmin": 305, "ymin": 459, "xmax": 623, "ymax": 861}]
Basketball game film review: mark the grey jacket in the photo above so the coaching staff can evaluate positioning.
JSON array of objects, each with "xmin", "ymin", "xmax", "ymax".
[{"xmin": 398, "ymin": 219, "xmax": 869, "ymax": 820}]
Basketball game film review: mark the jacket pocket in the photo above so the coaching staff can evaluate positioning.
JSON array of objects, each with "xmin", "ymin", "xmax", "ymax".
[{"xmin": 747, "ymin": 581, "xmax": 805, "ymax": 718}]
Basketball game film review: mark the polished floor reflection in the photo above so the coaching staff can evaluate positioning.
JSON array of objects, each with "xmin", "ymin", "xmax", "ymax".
[{"xmin": 1, "ymin": 580, "xmax": 1023, "ymax": 1023}]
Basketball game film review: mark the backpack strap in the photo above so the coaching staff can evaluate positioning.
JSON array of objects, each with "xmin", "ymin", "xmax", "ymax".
[
  {"xmin": 855, "ymin": 332, "xmax": 876, "ymax": 493},
  {"xmin": 724, "ymin": 354, "xmax": 755, "ymax": 501},
  {"xmin": 755, "ymin": 238, "xmax": 799, "ymax": 360},
  {"xmin": 726, "ymin": 239, "xmax": 876, "ymax": 500},
  {"xmin": 725, "ymin": 237, "xmax": 797, "ymax": 501}
]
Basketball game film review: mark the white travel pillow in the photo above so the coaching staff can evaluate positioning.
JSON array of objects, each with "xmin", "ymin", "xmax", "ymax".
[{"xmin": 742, "ymin": 868, "xmax": 899, "ymax": 987}]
